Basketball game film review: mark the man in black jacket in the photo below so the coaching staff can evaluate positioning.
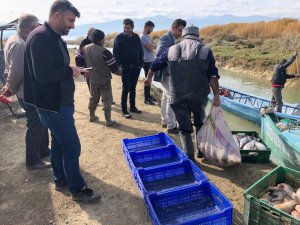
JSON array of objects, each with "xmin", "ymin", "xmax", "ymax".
[
  {"xmin": 23, "ymin": 0, "xmax": 100, "ymax": 204},
  {"xmin": 113, "ymin": 18, "xmax": 144, "ymax": 119},
  {"xmin": 271, "ymin": 52, "xmax": 300, "ymax": 112}
]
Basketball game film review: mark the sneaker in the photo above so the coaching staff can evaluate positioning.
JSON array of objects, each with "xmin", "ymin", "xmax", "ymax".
[
  {"xmin": 122, "ymin": 111, "xmax": 132, "ymax": 119},
  {"xmin": 130, "ymin": 106, "xmax": 142, "ymax": 114},
  {"xmin": 72, "ymin": 187, "xmax": 101, "ymax": 204},
  {"xmin": 144, "ymin": 100, "xmax": 155, "ymax": 105},
  {"xmin": 197, "ymin": 151, "xmax": 204, "ymax": 158},
  {"xmin": 105, "ymin": 120, "xmax": 117, "ymax": 127},
  {"xmin": 167, "ymin": 126, "xmax": 179, "ymax": 134},
  {"xmin": 26, "ymin": 160, "xmax": 52, "ymax": 170},
  {"xmin": 55, "ymin": 180, "xmax": 68, "ymax": 191}
]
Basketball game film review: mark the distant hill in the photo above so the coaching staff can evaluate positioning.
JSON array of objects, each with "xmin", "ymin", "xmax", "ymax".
[{"xmin": 67, "ymin": 14, "xmax": 277, "ymax": 39}]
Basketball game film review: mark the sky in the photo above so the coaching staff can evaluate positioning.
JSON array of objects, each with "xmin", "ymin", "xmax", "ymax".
[{"xmin": 0, "ymin": 0, "xmax": 300, "ymax": 25}]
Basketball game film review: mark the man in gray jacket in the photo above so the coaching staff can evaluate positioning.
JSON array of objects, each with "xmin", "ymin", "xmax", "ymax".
[
  {"xmin": 0, "ymin": 14, "xmax": 50, "ymax": 169},
  {"xmin": 145, "ymin": 25, "xmax": 220, "ymax": 160},
  {"xmin": 155, "ymin": 19, "xmax": 186, "ymax": 134}
]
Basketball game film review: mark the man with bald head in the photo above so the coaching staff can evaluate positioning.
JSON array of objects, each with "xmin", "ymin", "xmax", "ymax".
[{"xmin": 1, "ymin": 14, "xmax": 51, "ymax": 170}]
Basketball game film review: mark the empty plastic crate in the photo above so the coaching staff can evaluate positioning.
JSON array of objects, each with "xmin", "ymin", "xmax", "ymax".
[
  {"xmin": 136, "ymin": 160, "xmax": 208, "ymax": 195},
  {"xmin": 125, "ymin": 144, "xmax": 187, "ymax": 174},
  {"xmin": 146, "ymin": 182, "xmax": 233, "ymax": 225},
  {"xmin": 123, "ymin": 132, "xmax": 174, "ymax": 154}
]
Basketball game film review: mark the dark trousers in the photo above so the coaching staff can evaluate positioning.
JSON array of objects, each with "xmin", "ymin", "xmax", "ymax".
[
  {"xmin": 121, "ymin": 65, "xmax": 141, "ymax": 112},
  {"xmin": 37, "ymin": 105, "xmax": 85, "ymax": 194},
  {"xmin": 271, "ymin": 87, "xmax": 283, "ymax": 112},
  {"xmin": 18, "ymin": 98, "xmax": 49, "ymax": 167},
  {"xmin": 143, "ymin": 62, "xmax": 151, "ymax": 101},
  {"xmin": 171, "ymin": 97, "xmax": 208, "ymax": 134},
  {"xmin": 88, "ymin": 80, "xmax": 113, "ymax": 111}
]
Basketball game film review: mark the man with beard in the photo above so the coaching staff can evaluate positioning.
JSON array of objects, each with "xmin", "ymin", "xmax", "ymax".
[
  {"xmin": 140, "ymin": 21, "xmax": 156, "ymax": 105},
  {"xmin": 23, "ymin": 0, "xmax": 100, "ymax": 204}
]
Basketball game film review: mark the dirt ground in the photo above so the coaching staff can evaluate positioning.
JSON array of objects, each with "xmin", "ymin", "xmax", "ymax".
[{"xmin": 0, "ymin": 76, "xmax": 274, "ymax": 225}]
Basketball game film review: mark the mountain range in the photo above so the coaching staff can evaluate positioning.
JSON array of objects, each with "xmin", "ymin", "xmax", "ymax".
[{"xmin": 1, "ymin": 14, "xmax": 280, "ymax": 39}]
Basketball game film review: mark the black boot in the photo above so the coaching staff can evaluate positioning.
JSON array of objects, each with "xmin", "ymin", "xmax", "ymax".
[
  {"xmin": 104, "ymin": 110, "xmax": 116, "ymax": 127},
  {"xmin": 89, "ymin": 109, "xmax": 99, "ymax": 122},
  {"xmin": 179, "ymin": 133, "xmax": 195, "ymax": 160}
]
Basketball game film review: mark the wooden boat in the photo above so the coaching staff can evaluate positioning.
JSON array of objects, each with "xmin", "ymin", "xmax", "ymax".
[
  {"xmin": 208, "ymin": 86, "xmax": 300, "ymax": 124},
  {"xmin": 261, "ymin": 113, "xmax": 300, "ymax": 170}
]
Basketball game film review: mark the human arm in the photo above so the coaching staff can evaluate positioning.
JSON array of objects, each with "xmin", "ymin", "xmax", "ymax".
[
  {"xmin": 138, "ymin": 36, "xmax": 144, "ymax": 67},
  {"xmin": 112, "ymin": 36, "xmax": 121, "ymax": 65},
  {"xmin": 5, "ymin": 41, "xmax": 25, "ymax": 95},
  {"xmin": 144, "ymin": 49, "xmax": 169, "ymax": 86},
  {"xmin": 207, "ymin": 50, "xmax": 220, "ymax": 106},
  {"xmin": 103, "ymin": 49, "xmax": 121, "ymax": 75},
  {"xmin": 156, "ymin": 35, "xmax": 170, "ymax": 57},
  {"xmin": 282, "ymin": 52, "xmax": 297, "ymax": 69},
  {"xmin": 140, "ymin": 34, "xmax": 155, "ymax": 52}
]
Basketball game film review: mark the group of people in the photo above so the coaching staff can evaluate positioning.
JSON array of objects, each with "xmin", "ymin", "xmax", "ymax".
[{"xmin": 1, "ymin": 0, "xmax": 299, "ymax": 205}]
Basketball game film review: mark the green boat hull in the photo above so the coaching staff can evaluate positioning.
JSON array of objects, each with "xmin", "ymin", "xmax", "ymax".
[{"xmin": 261, "ymin": 114, "xmax": 300, "ymax": 171}]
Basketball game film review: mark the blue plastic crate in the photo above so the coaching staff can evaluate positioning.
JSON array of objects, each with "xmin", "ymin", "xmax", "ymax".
[
  {"xmin": 146, "ymin": 182, "xmax": 233, "ymax": 225},
  {"xmin": 126, "ymin": 144, "xmax": 187, "ymax": 175},
  {"xmin": 136, "ymin": 160, "xmax": 208, "ymax": 196},
  {"xmin": 123, "ymin": 132, "xmax": 174, "ymax": 154}
]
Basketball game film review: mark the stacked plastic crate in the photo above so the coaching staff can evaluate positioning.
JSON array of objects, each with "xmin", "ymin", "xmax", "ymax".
[{"xmin": 123, "ymin": 132, "xmax": 233, "ymax": 225}]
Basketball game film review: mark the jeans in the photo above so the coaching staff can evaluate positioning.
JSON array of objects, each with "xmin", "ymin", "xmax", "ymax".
[
  {"xmin": 143, "ymin": 62, "xmax": 152, "ymax": 101},
  {"xmin": 37, "ymin": 104, "xmax": 85, "ymax": 194},
  {"xmin": 18, "ymin": 98, "xmax": 49, "ymax": 167},
  {"xmin": 160, "ymin": 75, "xmax": 177, "ymax": 129},
  {"xmin": 121, "ymin": 65, "xmax": 141, "ymax": 112}
]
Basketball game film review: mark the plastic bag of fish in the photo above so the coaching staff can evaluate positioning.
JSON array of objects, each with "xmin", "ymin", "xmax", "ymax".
[
  {"xmin": 197, "ymin": 105, "xmax": 241, "ymax": 166},
  {"xmin": 260, "ymin": 183, "xmax": 300, "ymax": 219},
  {"xmin": 233, "ymin": 133, "xmax": 267, "ymax": 151}
]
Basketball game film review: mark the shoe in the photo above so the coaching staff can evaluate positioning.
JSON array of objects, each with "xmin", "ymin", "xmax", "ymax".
[
  {"xmin": 105, "ymin": 120, "xmax": 117, "ymax": 127},
  {"xmin": 72, "ymin": 187, "xmax": 101, "ymax": 204},
  {"xmin": 122, "ymin": 111, "xmax": 132, "ymax": 119},
  {"xmin": 27, "ymin": 160, "xmax": 52, "ymax": 170},
  {"xmin": 167, "ymin": 126, "xmax": 179, "ymax": 134},
  {"xmin": 55, "ymin": 180, "xmax": 68, "ymax": 191},
  {"xmin": 144, "ymin": 100, "xmax": 155, "ymax": 105},
  {"xmin": 89, "ymin": 115, "xmax": 99, "ymax": 122},
  {"xmin": 197, "ymin": 151, "xmax": 204, "ymax": 158},
  {"xmin": 130, "ymin": 106, "xmax": 142, "ymax": 114},
  {"xmin": 40, "ymin": 148, "xmax": 51, "ymax": 158},
  {"xmin": 161, "ymin": 123, "xmax": 167, "ymax": 128},
  {"xmin": 149, "ymin": 96, "xmax": 156, "ymax": 102}
]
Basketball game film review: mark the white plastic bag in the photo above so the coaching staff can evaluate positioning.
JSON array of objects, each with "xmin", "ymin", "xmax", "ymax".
[{"xmin": 197, "ymin": 105, "xmax": 241, "ymax": 166}]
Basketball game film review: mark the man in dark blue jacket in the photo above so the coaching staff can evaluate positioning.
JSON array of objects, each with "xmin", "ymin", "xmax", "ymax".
[
  {"xmin": 271, "ymin": 52, "xmax": 300, "ymax": 112},
  {"xmin": 113, "ymin": 18, "xmax": 144, "ymax": 119},
  {"xmin": 23, "ymin": 0, "xmax": 100, "ymax": 204}
]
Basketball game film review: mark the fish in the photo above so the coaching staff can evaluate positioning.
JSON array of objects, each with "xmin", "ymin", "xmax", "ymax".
[
  {"xmin": 291, "ymin": 210, "xmax": 300, "ymax": 219},
  {"xmin": 277, "ymin": 183, "xmax": 295, "ymax": 199},
  {"xmin": 243, "ymin": 140, "xmax": 256, "ymax": 150},
  {"xmin": 239, "ymin": 136, "xmax": 252, "ymax": 148},
  {"xmin": 255, "ymin": 141, "xmax": 267, "ymax": 150},
  {"xmin": 232, "ymin": 134, "xmax": 240, "ymax": 147},
  {"xmin": 274, "ymin": 200, "xmax": 298, "ymax": 214}
]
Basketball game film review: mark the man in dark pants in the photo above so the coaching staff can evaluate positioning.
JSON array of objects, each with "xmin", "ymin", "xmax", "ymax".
[
  {"xmin": 145, "ymin": 25, "xmax": 220, "ymax": 160},
  {"xmin": 140, "ymin": 21, "xmax": 156, "ymax": 105},
  {"xmin": 271, "ymin": 52, "xmax": 300, "ymax": 112},
  {"xmin": 23, "ymin": 0, "xmax": 100, "ymax": 204},
  {"xmin": 1, "ymin": 14, "xmax": 50, "ymax": 170},
  {"xmin": 113, "ymin": 18, "xmax": 144, "ymax": 119}
]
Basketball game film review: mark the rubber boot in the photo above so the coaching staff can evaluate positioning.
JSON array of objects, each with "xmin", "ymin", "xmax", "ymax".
[
  {"xmin": 104, "ymin": 110, "xmax": 116, "ymax": 127},
  {"xmin": 195, "ymin": 126, "xmax": 204, "ymax": 158},
  {"xmin": 89, "ymin": 109, "xmax": 99, "ymax": 122},
  {"xmin": 179, "ymin": 133, "xmax": 195, "ymax": 160}
]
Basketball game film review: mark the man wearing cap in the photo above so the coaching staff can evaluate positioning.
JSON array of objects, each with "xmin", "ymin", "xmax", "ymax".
[
  {"xmin": 83, "ymin": 29, "xmax": 120, "ymax": 126},
  {"xmin": 271, "ymin": 52, "xmax": 300, "ymax": 112},
  {"xmin": 145, "ymin": 25, "xmax": 220, "ymax": 160}
]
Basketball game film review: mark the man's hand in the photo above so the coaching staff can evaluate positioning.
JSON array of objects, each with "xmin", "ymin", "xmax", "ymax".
[
  {"xmin": 212, "ymin": 94, "xmax": 220, "ymax": 106},
  {"xmin": 294, "ymin": 51, "xmax": 298, "ymax": 57},
  {"xmin": 144, "ymin": 77, "xmax": 152, "ymax": 86},
  {"xmin": 0, "ymin": 84, "xmax": 13, "ymax": 97},
  {"xmin": 71, "ymin": 66, "xmax": 82, "ymax": 78},
  {"xmin": 115, "ymin": 67, "xmax": 122, "ymax": 76}
]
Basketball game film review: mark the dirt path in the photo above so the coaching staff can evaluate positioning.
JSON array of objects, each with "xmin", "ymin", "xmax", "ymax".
[{"xmin": 0, "ymin": 76, "xmax": 274, "ymax": 225}]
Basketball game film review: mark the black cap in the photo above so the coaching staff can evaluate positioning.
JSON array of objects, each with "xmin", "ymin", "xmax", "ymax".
[{"xmin": 92, "ymin": 29, "xmax": 105, "ymax": 43}]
